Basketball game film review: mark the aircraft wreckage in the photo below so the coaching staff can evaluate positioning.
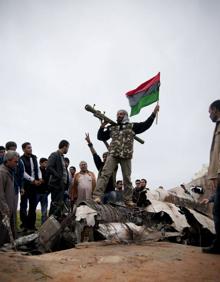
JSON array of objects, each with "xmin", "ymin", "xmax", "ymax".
[{"xmin": 1, "ymin": 185, "xmax": 215, "ymax": 254}]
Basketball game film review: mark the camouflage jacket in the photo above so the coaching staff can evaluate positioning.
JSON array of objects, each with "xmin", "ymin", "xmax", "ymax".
[
  {"xmin": 108, "ymin": 123, "xmax": 134, "ymax": 159},
  {"xmin": 97, "ymin": 112, "xmax": 156, "ymax": 159}
]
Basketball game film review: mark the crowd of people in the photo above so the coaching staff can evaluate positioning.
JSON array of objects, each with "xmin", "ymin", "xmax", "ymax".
[
  {"xmin": 0, "ymin": 100, "xmax": 220, "ymax": 255},
  {"xmin": 0, "ymin": 105, "xmax": 159, "ymax": 246},
  {"xmin": 0, "ymin": 136, "xmax": 153, "ymax": 246}
]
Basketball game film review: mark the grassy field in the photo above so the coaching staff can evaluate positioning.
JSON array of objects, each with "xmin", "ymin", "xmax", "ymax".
[{"xmin": 16, "ymin": 210, "xmax": 45, "ymax": 230}]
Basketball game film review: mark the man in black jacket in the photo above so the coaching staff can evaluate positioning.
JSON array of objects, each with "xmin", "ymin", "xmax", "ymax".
[
  {"xmin": 47, "ymin": 140, "xmax": 70, "ymax": 216},
  {"xmin": 93, "ymin": 105, "xmax": 159, "ymax": 206},
  {"xmin": 132, "ymin": 178, "xmax": 150, "ymax": 207},
  {"xmin": 20, "ymin": 142, "xmax": 41, "ymax": 231}
]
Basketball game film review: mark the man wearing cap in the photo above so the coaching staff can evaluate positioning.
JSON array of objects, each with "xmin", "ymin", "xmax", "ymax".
[{"xmin": 93, "ymin": 105, "xmax": 159, "ymax": 206}]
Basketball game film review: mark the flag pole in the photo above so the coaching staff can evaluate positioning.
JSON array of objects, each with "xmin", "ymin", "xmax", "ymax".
[{"xmin": 156, "ymin": 100, "xmax": 159, "ymax": 124}]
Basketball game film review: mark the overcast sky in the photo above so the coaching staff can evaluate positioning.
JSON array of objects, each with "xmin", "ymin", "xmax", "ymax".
[{"xmin": 1, "ymin": 0, "xmax": 220, "ymax": 189}]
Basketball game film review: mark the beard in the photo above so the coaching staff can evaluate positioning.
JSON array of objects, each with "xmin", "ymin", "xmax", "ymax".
[{"xmin": 210, "ymin": 114, "xmax": 218, "ymax": 122}]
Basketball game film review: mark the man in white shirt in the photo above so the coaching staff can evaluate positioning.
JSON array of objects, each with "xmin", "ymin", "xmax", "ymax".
[{"xmin": 70, "ymin": 161, "xmax": 96, "ymax": 205}]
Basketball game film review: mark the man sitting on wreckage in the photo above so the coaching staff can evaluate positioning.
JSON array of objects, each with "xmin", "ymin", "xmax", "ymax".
[
  {"xmin": 93, "ymin": 105, "xmax": 160, "ymax": 207},
  {"xmin": 133, "ymin": 178, "xmax": 151, "ymax": 207}
]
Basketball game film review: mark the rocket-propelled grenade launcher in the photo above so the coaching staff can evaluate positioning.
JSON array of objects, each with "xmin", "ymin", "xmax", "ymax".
[{"xmin": 85, "ymin": 104, "xmax": 144, "ymax": 144}]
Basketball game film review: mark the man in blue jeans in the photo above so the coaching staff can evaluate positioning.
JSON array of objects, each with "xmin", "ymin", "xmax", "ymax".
[{"xmin": 36, "ymin": 158, "xmax": 49, "ymax": 225}]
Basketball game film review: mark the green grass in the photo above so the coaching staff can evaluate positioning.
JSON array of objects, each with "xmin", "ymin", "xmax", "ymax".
[{"xmin": 16, "ymin": 210, "xmax": 44, "ymax": 230}]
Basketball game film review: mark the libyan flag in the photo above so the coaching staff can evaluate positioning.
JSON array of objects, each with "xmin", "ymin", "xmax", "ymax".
[{"xmin": 126, "ymin": 72, "xmax": 160, "ymax": 116}]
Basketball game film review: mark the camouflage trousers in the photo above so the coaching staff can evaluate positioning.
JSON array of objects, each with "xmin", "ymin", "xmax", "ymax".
[{"xmin": 94, "ymin": 155, "xmax": 133, "ymax": 202}]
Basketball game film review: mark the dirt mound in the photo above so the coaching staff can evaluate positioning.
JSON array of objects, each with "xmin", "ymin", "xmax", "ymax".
[{"xmin": 0, "ymin": 242, "xmax": 219, "ymax": 282}]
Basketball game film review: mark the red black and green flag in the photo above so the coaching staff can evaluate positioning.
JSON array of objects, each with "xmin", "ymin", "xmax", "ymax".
[{"xmin": 126, "ymin": 72, "xmax": 160, "ymax": 116}]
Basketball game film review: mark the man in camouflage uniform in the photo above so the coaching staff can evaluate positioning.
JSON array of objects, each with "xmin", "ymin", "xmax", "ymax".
[{"xmin": 93, "ymin": 105, "xmax": 159, "ymax": 206}]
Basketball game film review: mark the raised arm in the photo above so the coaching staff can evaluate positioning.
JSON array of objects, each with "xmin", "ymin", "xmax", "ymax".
[
  {"xmin": 85, "ymin": 133, "xmax": 97, "ymax": 155},
  {"xmin": 133, "ymin": 104, "xmax": 159, "ymax": 134},
  {"xmin": 97, "ymin": 122, "xmax": 111, "ymax": 141},
  {"xmin": 85, "ymin": 133, "xmax": 103, "ymax": 170}
]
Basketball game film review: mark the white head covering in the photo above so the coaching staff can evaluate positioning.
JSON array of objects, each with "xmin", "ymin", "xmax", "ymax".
[{"xmin": 117, "ymin": 109, "xmax": 130, "ymax": 123}]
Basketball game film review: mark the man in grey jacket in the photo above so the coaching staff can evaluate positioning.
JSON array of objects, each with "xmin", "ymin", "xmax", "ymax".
[
  {"xmin": 0, "ymin": 151, "xmax": 19, "ymax": 246},
  {"xmin": 47, "ymin": 140, "xmax": 70, "ymax": 216},
  {"xmin": 202, "ymin": 100, "xmax": 220, "ymax": 254}
]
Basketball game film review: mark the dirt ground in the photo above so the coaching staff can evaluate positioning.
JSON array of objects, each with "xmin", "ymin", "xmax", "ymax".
[{"xmin": 0, "ymin": 241, "xmax": 219, "ymax": 282}]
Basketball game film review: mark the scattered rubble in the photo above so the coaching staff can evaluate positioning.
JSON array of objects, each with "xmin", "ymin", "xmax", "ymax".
[{"xmin": 1, "ymin": 186, "xmax": 215, "ymax": 254}]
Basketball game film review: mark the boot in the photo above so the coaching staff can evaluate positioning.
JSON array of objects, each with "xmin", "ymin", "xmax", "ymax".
[
  {"xmin": 202, "ymin": 245, "xmax": 220, "ymax": 254},
  {"xmin": 124, "ymin": 200, "xmax": 136, "ymax": 207},
  {"xmin": 93, "ymin": 197, "xmax": 102, "ymax": 204}
]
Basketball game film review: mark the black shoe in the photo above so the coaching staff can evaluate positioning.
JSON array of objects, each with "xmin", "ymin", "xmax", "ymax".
[
  {"xmin": 26, "ymin": 227, "xmax": 38, "ymax": 234},
  {"xmin": 202, "ymin": 245, "xmax": 220, "ymax": 254},
  {"xmin": 20, "ymin": 226, "xmax": 28, "ymax": 233}
]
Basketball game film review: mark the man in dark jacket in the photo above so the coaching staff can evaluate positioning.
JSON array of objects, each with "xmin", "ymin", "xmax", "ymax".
[
  {"xmin": 0, "ymin": 151, "xmax": 19, "ymax": 246},
  {"xmin": 47, "ymin": 140, "xmax": 70, "ymax": 216},
  {"xmin": 36, "ymin": 158, "xmax": 49, "ymax": 224},
  {"xmin": 132, "ymin": 178, "xmax": 150, "ymax": 207},
  {"xmin": 5, "ymin": 141, "xmax": 24, "ymax": 199},
  {"xmin": 20, "ymin": 142, "xmax": 41, "ymax": 231},
  {"xmin": 93, "ymin": 105, "xmax": 159, "ymax": 206},
  {"xmin": 0, "ymin": 146, "xmax": 5, "ymax": 165}
]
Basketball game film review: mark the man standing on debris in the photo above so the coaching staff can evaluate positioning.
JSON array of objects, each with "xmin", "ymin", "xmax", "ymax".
[
  {"xmin": 47, "ymin": 140, "xmax": 70, "ymax": 216},
  {"xmin": 202, "ymin": 100, "xmax": 220, "ymax": 254},
  {"xmin": 93, "ymin": 105, "xmax": 159, "ymax": 206},
  {"xmin": 0, "ymin": 151, "xmax": 19, "ymax": 246},
  {"xmin": 70, "ymin": 161, "xmax": 96, "ymax": 205}
]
